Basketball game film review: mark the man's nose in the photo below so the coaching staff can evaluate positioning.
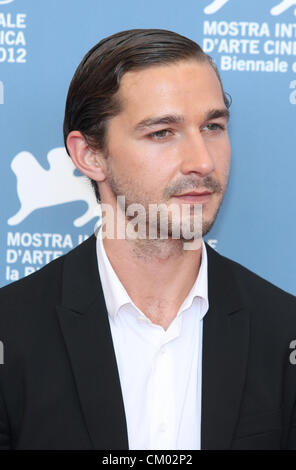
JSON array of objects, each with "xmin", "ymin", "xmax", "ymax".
[{"xmin": 179, "ymin": 130, "xmax": 215, "ymax": 176}]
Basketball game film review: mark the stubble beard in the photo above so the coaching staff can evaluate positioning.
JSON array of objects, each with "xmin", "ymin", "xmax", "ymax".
[{"xmin": 104, "ymin": 157, "xmax": 228, "ymax": 248}]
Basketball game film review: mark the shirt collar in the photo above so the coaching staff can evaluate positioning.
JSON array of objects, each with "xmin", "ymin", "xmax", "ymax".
[{"xmin": 96, "ymin": 224, "xmax": 208, "ymax": 320}]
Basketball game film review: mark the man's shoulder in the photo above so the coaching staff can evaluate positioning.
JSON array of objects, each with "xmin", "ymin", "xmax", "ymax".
[
  {"xmin": 0, "ymin": 235, "xmax": 96, "ymax": 316},
  {"xmin": 206, "ymin": 243, "xmax": 296, "ymax": 310}
]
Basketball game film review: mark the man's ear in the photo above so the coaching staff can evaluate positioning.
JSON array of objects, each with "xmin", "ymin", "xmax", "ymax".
[{"xmin": 66, "ymin": 130, "xmax": 107, "ymax": 182}]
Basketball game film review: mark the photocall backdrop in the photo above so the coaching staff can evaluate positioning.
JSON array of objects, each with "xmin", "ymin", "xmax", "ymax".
[{"xmin": 0, "ymin": 0, "xmax": 295, "ymax": 295}]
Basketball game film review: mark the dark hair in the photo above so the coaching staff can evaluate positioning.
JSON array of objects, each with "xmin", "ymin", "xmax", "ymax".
[{"xmin": 63, "ymin": 28, "xmax": 231, "ymax": 202}]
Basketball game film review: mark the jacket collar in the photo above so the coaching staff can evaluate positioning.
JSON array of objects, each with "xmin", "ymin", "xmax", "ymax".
[
  {"xmin": 56, "ymin": 234, "xmax": 129, "ymax": 450},
  {"xmin": 201, "ymin": 243, "xmax": 249, "ymax": 449}
]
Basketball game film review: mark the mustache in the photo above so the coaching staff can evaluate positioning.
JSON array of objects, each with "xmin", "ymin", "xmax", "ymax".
[{"xmin": 164, "ymin": 176, "xmax": 223, "ymax": 198}]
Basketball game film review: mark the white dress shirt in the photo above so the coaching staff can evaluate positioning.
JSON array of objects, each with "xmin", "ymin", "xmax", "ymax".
[{"xmin": 96, "ymin": 225, "xmax": 209, "ymax": 450}]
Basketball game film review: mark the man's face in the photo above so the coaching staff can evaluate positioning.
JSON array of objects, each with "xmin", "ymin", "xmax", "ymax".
[{"xmin": 101, "ymin": 59, "xmax": 231, "ymax": 238}]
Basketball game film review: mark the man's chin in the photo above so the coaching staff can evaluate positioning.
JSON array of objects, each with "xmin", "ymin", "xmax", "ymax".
[{"xmin": 201, "ymin": 217, "xmax": 217, "ymax": 237}]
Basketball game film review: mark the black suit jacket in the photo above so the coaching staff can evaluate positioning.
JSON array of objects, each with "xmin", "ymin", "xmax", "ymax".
[{"xmin": 0, "ymin": 235, "xmax": 295, "ymax": 450}]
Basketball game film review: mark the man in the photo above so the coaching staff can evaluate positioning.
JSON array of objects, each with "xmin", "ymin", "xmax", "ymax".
[{"xmin": 0, "ymin": 29, "xmax": 295, "ymax": 450}]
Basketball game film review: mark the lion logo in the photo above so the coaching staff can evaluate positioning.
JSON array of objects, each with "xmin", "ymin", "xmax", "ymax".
[
  {"xmin": 7, "ymin": 147, "xmax": 101, "ymax": 227},
  {"xmin": 270, "ymin": 0, "xmax": 296, "ymax": 15},
  {"xmin": 204, "ymin": 0, "xmax": 229, "ymax": 14},
  {"xmin": 204, "ymin": 0, "xmax": 296, "ymax": 15}
]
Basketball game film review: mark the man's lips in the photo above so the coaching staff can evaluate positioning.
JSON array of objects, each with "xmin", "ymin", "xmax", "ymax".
[
  {"xmin": 176, "ymin": 191, "xmax": 212, "ymax": 196},
  {"xmin": 173, "ymin": 191, "xmax": 213, "ymax": 203}
]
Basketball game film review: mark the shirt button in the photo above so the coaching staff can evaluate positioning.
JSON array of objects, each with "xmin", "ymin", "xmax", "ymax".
[{"xmin": 158, "ymin": 422, "xmax": 167, "ymax": 433}]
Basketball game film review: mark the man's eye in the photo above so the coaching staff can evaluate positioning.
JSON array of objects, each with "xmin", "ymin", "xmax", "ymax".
[
  {"xmin": 203, "ymin": 123, "xmax": 225, "ymax": 131},
  {"xmin": 149, "ymin": 129, "xmax": 172, "ymax": 139}
]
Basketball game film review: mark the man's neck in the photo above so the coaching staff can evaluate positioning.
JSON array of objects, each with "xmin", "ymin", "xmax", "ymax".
[{"xmin": 102, "ymin": 233, "xmax": 202, "ymax": 330}]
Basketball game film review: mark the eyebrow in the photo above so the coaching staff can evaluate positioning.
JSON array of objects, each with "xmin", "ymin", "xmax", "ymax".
[
  {"xmin": 134, "ymin": 114, "xmax": 185, "ymax": 131},
  {"xmin": 134, "ymin": 108, "xmax": 230, "ymax": 132},
  {"xmin": 206, "ymin": 108, "xmax": 230, "ymax": 122}
]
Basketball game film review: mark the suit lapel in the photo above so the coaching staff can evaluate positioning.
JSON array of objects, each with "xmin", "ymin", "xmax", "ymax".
[
  {"xmin": 56, "ymin": 235, "xmax": 129, "ymax": 450},
  {"xmin": 201, "ymin": 244, "xmax": 250, "ymax": 449}
]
